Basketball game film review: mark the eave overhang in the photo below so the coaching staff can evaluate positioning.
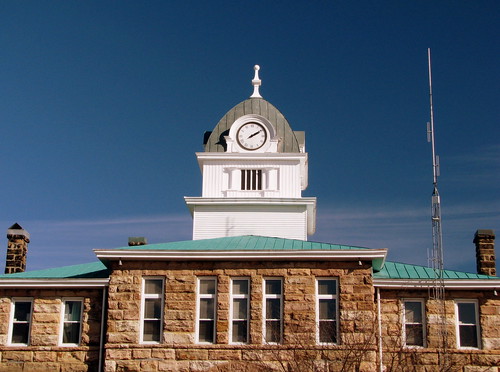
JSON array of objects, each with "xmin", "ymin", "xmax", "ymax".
[
  {"xmin": 0, "ymin": 278, "xmax": 109, "ymax": 288},
  {"xmin": 95, "ymin": 248, "xmax": 387, "ymax": 271},
  {"xmin": 374, "ymin": 278, "xmax": 500, "ymax": 290}
]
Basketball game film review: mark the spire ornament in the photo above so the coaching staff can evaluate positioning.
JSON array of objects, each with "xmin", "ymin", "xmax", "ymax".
[{"xmin": 250, "ymin": 65, "xmax": 262, "ymax": 98}]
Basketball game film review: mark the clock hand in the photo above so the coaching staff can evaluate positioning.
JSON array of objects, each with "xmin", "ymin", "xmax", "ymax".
[{"xmin": 248, "ymin": 130, "xmax": 263, "ymax": 139}]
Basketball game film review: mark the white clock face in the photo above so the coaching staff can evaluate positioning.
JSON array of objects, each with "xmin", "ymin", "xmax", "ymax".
[{"xmin": 237, "ymin": 122, "xmax": 267, "ymax": 150}]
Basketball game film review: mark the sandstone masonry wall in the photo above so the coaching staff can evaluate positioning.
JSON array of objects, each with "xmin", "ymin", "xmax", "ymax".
[
  {"xmin": 104, "ymin": 260, "xmax": 377, "ymax": 372},
  {"xmin": 0, "ymin": 288, "xmax": 104, "ymax": 372},
  {"xmin": 379, "ymin": 289, "xmax": 500, "ymax": 371}
]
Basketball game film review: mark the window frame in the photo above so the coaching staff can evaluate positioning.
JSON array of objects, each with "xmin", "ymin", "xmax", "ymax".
[
  {"xmin": 229, "ymin": 277, "xmax": 250, "ymax": 344},
  {"xmin": 59, "ymin": 297, "xmax": 84, "ymax": 346},
  {"xmin": 263, "ymin": 277, "xmax": 283, "ymax": 344},
  {"xmin": 140, "ymin": 277, "xmax": 165, "ymax": 344},
  {"xmin": 196, "ymin": 276, "xmax": 217, "ymax": 344},
  {"xmin": 455, "ymin": 299, "xmax": 481, "ymax": 349},
  {"xmin": 315, "ymin": 278, "xmax": 339, "ymax": 345},
  {"xmin": 402, "ymin": 298, "xmax": 426, "ymax": 348},
  {"xmin": 8, "ymin": 297, "xmax": 33, "ymax": 346}
]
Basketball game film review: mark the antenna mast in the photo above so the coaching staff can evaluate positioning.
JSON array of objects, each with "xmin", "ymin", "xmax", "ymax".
[{"xmin": 426, "ymin": 48, "xmax": 448, "ymax": 358}]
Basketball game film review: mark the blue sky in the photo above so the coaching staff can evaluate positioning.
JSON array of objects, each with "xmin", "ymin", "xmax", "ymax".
[{"xmin": 1, "ymin": 1, "xmax": 498, "ymax": 273}]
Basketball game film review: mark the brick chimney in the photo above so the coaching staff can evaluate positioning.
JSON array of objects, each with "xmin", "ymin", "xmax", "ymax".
[
  {"xmin": 128, "ymin": 237, "xmax": 147, "ymax": 246},
  {"xmin": 474, "ymin": 229, "xmax": 496, "ymax": 276},
  {"xmin": 5, "ymin": 223, "xmax": 30, "ymax": 274}
]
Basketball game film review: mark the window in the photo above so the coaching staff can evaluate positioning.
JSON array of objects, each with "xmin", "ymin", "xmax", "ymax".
[
  {"xmin": 230, "ymin": 278, "xmax": 250, "ymax": 343},
  {"xmin": 241, "ymin": 169, "xmax": 262, "ymax": 190},
  {"xmin": 455, "ymin": 300, "xmax": 480, "ymax": 348},
  {"xmin": 197, "ymin": 277, "xmax": 217, "ymax": 343},
  {"xmin": 8, "ymin": 298, "xmax": 33, "ymax": 345},
  {"xmin": 60, "ymin": 298, "xmax": 83, "ymax": 345},
  {"xmin": 316, "ymin": 279, "xmax": 338, "ymax": 344},
  {"xmin": 263, "ymin": 278, "xmax": 282, "ymax": 343},
  {"xmin": 141, "ymin": 278, "xmax": 164, "ymax": 343},
  {"xmin": 403, "ymin": 299, "xmax": 425, "ymax": 347}
]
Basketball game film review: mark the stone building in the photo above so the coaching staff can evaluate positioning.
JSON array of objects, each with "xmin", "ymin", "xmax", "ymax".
[{"xmin": 0, "ymin": 67, "xmax": 498, "ymax": 371}]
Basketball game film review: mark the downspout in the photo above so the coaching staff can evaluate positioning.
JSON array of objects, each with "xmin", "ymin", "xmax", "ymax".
[
  {"xmin": 377, "ymin": 287, "xmax": 383, "ymax": 372},
  {"xmin": 98, "ymin": 286, "xmax": 108, "ymax": 372}
]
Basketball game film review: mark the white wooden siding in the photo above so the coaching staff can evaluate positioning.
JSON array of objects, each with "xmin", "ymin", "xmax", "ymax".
[{"xmin": 192, "ymin": 205, "xmax": 308, "ymax": 241}]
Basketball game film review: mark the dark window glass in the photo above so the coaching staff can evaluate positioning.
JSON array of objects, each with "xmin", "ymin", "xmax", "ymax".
[{"xmin": 11, "ymin": 301, "xmax": 32, "ymax": 345}]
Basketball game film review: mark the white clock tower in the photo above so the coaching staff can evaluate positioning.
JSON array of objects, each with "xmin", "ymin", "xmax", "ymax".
[{"xmin": 185, "ymin": 66, "xmax": 316, "ymax": 241}]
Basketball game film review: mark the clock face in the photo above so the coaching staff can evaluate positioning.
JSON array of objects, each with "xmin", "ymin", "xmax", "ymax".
[{"xmin": 237, "ymin": 122, "xmax": 267, "ymax": 150}]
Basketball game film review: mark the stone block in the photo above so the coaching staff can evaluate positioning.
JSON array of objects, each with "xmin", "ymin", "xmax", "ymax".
[
  {"xmin": 208, "ymin": 349, "xmax": 242, "ymax": 361},
  {"xmin": 33, "ymin": 312, "xmax": 60, "ymax": 323},
  {"xmin": 176, "ymin": 349, "xmax": 209, "ymax": 360},
  {"xmin": 158, "ymin": 360, "xmax": 190, "ymax": 372},
  {"xmin": 140, "ymin": 359, "xmax": 159, "ymax": 370},
  {"xmin": 2, "ymin": 350, "xmax": 33, "ymax": 361},
  {"xmin": 151, "ymin": 348, "xmax": 175, "ymax": 359},
  {"xmin": 132, "ymin": 348, "xmax": 151, "ymax": 359},
  {"xmin": 33, "ymin": 351, "xmax": 57, "ymax": 362}
]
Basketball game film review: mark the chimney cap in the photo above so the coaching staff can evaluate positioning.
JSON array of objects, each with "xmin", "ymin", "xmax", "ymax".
[
  {"xmin": 474, "ymin": 229, "xmax": 495, "ymax": 241},
  {"xmin": 7, "ymin": 223, "xmax": 30, "ymax": 241}
]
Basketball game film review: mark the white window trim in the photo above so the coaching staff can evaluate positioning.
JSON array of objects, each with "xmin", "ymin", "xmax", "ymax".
[
  {"xmin": 8, "ymin": 297, "xmax": 33, "ymax": 346},
  {"xmin": 315, "ymin": 278, "xmax": 339, "ymax": 345},
  {"xmin": 263, "ymin": 277, "xmax": 283, "ymax": 344},
  {"xmin": 402, "ymin": 298, "xmax": 426, "ymax": 348},
  {"xmin": 229, "ymin": 277, "xmax": 250, "ymax": 344},
  {"xmin": 59, "ymin": 297, "xmax": 84, "ymax": 346},
  {"xmin": 140, "ymin": 277, "xmax": 165, "ymax": 344},
  {"xmin": 196, "ymin": 276, "xmax": 217, "ymax": 344},
  {"xmin": 455, "ymin": 299, "xmax": 481, "ymax": 349}
]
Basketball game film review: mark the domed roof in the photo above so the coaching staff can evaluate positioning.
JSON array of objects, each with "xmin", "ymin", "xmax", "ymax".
[{"xmin": 204, "ymin": 97, "xmax": 301, "ymax": 153}]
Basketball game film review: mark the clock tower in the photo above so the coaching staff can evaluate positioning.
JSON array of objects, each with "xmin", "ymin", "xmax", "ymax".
[{"xmin": 185, "ymin": 66, "xmax": 316, "ymax": 240}]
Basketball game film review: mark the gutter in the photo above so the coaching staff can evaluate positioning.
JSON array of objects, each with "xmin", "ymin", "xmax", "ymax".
[
  {"xmin": 377, "ymin": 287, "xmax": 383, "ymax": 372},
  {"xmin": 98, "ymin": 286, "xmax": 108, "ymax": 372}
]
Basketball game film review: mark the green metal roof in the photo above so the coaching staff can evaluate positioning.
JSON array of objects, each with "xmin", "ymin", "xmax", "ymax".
[
  {"xmin": 113, "ymin": 235, "xmax": 371, "ymax": 252},
  {"xmin": 374, "ymin": 261, "xmax": 498, "ymax": 280},
  {"xmin": 204, "ymin": 98, "xmax": 301, "ymax": 153},
  {"xmin": 0, "ymin": 261, "xmax": 109, "ymax": 279},
  {"xmin": 0, "ymin": 236, "xmax": 496, "ymax": 282}
]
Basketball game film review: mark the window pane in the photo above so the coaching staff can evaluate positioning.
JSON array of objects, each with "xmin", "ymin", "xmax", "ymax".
[
  {"xmin": 144, "ymin": 279, "xmax": 163, "ymax": 295},
  {"xmin": 265, "ymin": 280, "xmax": 281, "ymax": 295},
  {"xmin": 266, "ymin": 320, "xmax": 280, "ymax": 342},
  {"xmin": 144, "ymin": 299, "xmax": 161, "ymax": 319},
  {"xmin": 232, "ymin": 320, "xmax": 247, "ymax": 343},
  {"xmin": 319, "ymin": 299, "xmax": 335, "ymax": 320},
  {"xmin": 13, "ymin": 302, "xmax": 31, "ymax": 321},
  {"xmin": 405, "ymin": 324, "xmax": 423, "ymax": 346},
  {"xmin": 200, "ymin": 298, "xmax": 214, "ymax": 319},
  {"xmin": 199, "ymin": 320, "xmax": 214, "ymax": 342},
  {"xmin": 63, "ymin": 323, "xmax": 81, "ymax": 344},
  {"xmin": 64, "ymin": 301, "xmax": 82, "ymax": 322},
  {"xmin": 143, "ymin": 320, "xmax": 161, "ymax": 342},
  {"xmin": 318, "ymin": 280, "xmax": 336, "ymax": 295},
  {"xmin": 12, "ymin": 323, "xmax": 29, "ymax": 344},
  {"xmin": 458, "ymin": 303, "xmax": 476, "ymax": 324},
  {"xmin": 200, "ymin": 279, "xmax": 216, "ymax": 294},
  {"xmin": 405, "ymin": 302, "xmax": 422, "ymax": 323},
  {"xmin": 233, "ymin": 280, "xmax": 248, "ymax": 295},
  {"xmin": 266, "ymin": 298, "xmax": 281, "ymax": 319},
  {"xmin": 319, "ymin": 320, "xmax": 336, "ymax": 343},
  {"xmin": 460, "ymin": 325, "xmax": 478, "ymax": 348},
  {"xmin": 233, "ymin": 298, "xmax": 247, "ymax": 319}
]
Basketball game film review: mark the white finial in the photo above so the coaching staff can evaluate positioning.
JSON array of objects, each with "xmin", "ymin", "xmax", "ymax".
[{"xmin": 250, "ymin": 65, "xmax": 262, "ymax": 98}]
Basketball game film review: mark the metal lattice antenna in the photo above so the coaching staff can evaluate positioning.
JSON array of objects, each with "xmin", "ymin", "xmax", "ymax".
[{"xmin": 427, "ymin": 48, "xmax": 448, "ymax": 360}]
